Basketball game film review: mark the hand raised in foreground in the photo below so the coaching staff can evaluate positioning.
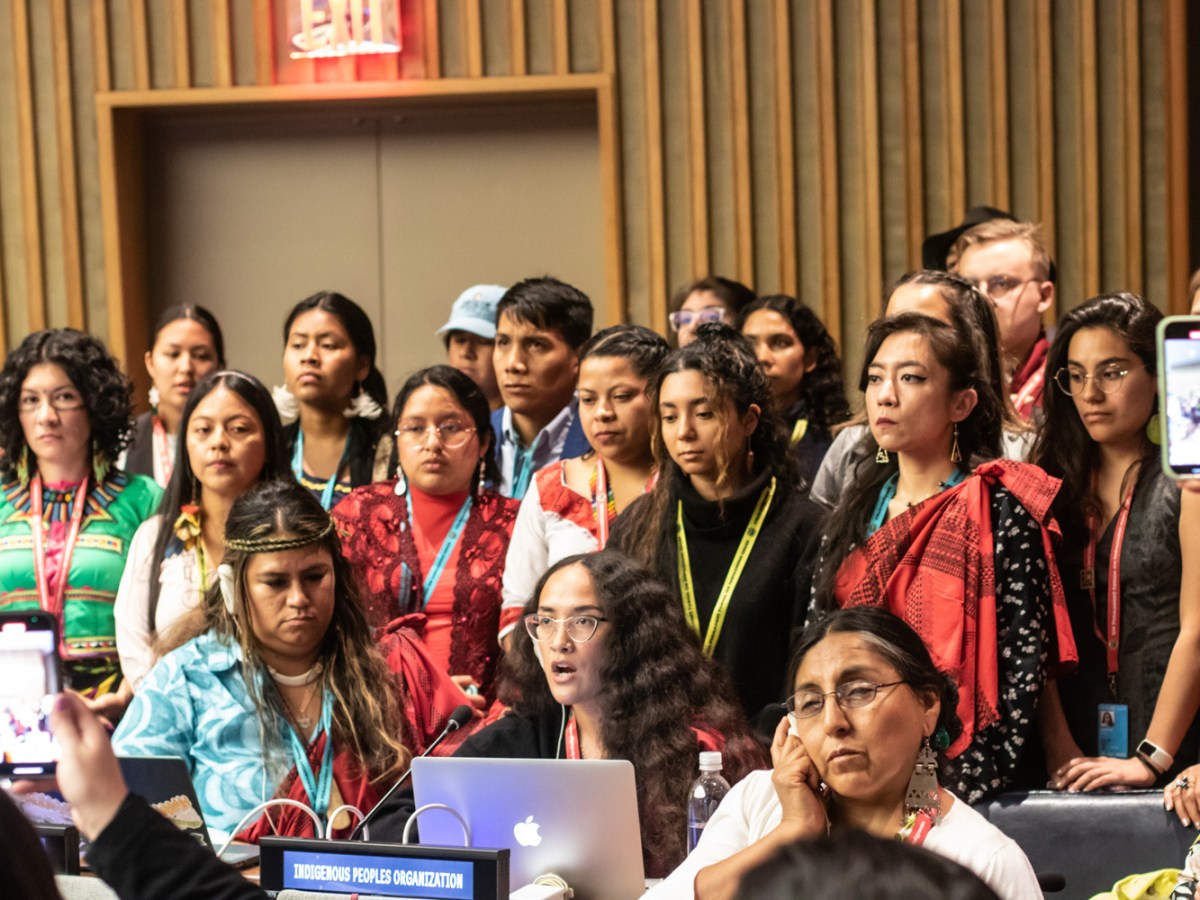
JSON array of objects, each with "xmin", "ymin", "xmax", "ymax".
[{"xmin": 49, "ymin": 691, "xmax": 129, "ymax": 840}]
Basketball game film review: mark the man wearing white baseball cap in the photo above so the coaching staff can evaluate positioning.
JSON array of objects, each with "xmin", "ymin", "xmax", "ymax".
[{"xmin": 437, "ymin": 284, "xmax": 506, "ymax": 410}]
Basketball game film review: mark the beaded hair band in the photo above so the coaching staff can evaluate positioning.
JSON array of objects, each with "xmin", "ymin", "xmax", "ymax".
[{"xmin": 224, "ymin": 518, "xmax": 335, "ymax": 554}]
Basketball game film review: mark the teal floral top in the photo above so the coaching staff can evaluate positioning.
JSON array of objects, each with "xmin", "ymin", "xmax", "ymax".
[{"xmin": 112, "ymin": 631, "xmax": 289, "ymax": 843}]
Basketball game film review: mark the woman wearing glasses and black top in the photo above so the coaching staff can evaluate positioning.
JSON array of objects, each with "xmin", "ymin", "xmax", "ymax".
[
  {"xmin": 369, "ymin": 551, "xmax": 765, "ymax": 878},
  {"xmin": 334, "ymin": 366, "xmax": 518, "ymax": 706},
  {"xmin": 1031, "ymin": 293, "xmax": 1200, "ymax": 793}
]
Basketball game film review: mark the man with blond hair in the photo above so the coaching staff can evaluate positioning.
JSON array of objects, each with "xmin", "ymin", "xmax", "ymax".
[{"xmin": 950, "ymin": 218, "xmax": 1056, "ymax": 421}]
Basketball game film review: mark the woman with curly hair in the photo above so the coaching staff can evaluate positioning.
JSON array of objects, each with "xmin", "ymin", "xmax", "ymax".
[
  {"xmin": 334, "ymin": 365, "xmax": 517, "ymax": 706},
  {"xmin": 0, "ymin": 330, "xmax": 160, "ymax": 704},
  {"xmin": 115, "ymin": 371, "xmax": 288, "ymax": 690},
  {"xmin": 113, "ymin": 480, "xmax": 470, "ymax": 843},
  {"xmin": 740, "ymin": 295, "xmax": 850, "ymax": 484},
  {"xmin": 649, "ymin": 609, "xmax": 1040, "ymax": 900},
  {"xmin": 369, "ymin": 550, "xmax": 766, "ymax": 877},
  {"xmin": 275, "ymin": 291, "xmax": 390, "ymax": 511},
  {"xmin": 498, "ymin": 325, "xmax": 668, "ymax": 641},
  {"xmin": 609, "ymin": 324, "xmax": 825, "ymax": 723},
  {"xmin": 1030, "ymin": 294, "xmax": 1200, "ymax": 797},
  {"xmin": 811, "ymin": 311, "xmax": 1076, "ymax": 802}
]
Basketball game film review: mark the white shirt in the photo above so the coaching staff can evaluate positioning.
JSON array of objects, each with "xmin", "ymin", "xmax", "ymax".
[
  {"xmin": 499, "ymin": 462, "xmax": 599, "ymax": 638},
  {"xmin": 114, "ymin": 516, "xmax": 204, "ymax": 689},
  {"xmin": 645, "ymin": 770, "xmax": 1042, "ymax": 900}
]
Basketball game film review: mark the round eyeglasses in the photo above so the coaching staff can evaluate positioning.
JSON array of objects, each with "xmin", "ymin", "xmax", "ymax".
[
  {"xmin": 1052, "ymin": 365, "xmax": 1135, "ymax": 397},
  {"xmin": 668, "ymin": 307, "xmax": 728, "ymax": 333},
  {"xmin": 524, "ymin": 614, "xmax": 608, "ymax": 644},
  {"xmin": 17, "ymin": 391, "xmax": 85, "ymax": 415},
  {"xmin": 784, "ymin": 680, "xmax": 905, "ymax": 719},
  {"xmin": 394, "ymin": 422, "xmax": 477, "ymax": 450}
]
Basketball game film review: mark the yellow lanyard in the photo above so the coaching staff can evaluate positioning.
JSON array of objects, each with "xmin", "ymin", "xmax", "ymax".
[
  {"xmin": 676, "ymin": 477, "xmax": 776, "ymax": 657},
  {"xmin": 790, "ymin": 419, "xmax": 809, "ymax": 446}
]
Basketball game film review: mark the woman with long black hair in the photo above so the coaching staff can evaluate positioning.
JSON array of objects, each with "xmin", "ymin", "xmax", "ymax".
[
  {"xmin": 275, "ymin": 291, "xmax": 389, "ymax": 511},
  {"xmin": 610, "ymin": 324, "xmax": 824, "ymax": 723},
  {"xmin": 1033, "ymin": 293, "xmax": 1200, "ymax": 794}
]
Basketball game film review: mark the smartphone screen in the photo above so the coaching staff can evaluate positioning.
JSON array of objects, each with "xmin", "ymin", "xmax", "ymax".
[
  {"xmin": 1158, "ymin": 316, "xmax": 1200, "ymax": 479},
  {"xmin": 0, "ymin": 611, "xmax": 62, "ymax": 776}
]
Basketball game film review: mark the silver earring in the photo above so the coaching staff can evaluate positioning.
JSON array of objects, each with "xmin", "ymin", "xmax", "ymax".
[
  {"xmin": 876, "ymin": 446, "xmax": 889, "ymax": 464},
  {"xmin": 476, "ymin": 457, "xmax": 486, "ymax": 495},
  {"xmin": 904, "ymin": 736, "xmax": 941, "ymax": 823}
]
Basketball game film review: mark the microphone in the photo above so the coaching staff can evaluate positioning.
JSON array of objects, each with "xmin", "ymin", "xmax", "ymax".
[{"xmin": 348, "ymin": 704, "xmax": 474, "ymax": 840}]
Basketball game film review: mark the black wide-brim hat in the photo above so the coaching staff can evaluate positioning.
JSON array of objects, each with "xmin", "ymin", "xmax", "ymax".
[{"xmin": 921, "ymin": 205, "xmax": 1057, "ymax": 283}]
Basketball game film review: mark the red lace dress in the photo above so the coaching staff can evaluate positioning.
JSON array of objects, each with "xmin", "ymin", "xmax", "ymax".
[{"xmin": 334, "ymin": 481, "xmax": 519, "ymax": 699}]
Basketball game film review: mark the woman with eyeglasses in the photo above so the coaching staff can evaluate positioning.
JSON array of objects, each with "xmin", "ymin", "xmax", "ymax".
[
  {"xmin": 115, "ymin": 371, "xmax": 288, "ymax": 692},
  {"xmin": 0, "ymin": 330, "xmax": 161, "ymax": 711},
  {"xmin": 498, "ymin": 325, "xmax": 668, "ymax": 642},
  {"xmin": 810, "ymin": 310, "xmax": 1075, "ymax": 802},
  {"xmin": 367, "ymin": 551, "xmax": 765, "ymax": 878},
  {"xmin": 647, "ymin": 608, "xmax": 1041, "ymax": 900},
  {"xmin": 334, "ymin": 366, "xmax": 518, "ymax": 706},
  {"xmin": 669, "ymin": 276, "xmax": 756, "ymax": 347},
  {"xmin": 1031, "ymin": 293, "xmax": 1200, "ymax": 795}
]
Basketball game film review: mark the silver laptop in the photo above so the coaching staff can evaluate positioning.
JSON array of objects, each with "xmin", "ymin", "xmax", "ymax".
[{"xmin": 412, "ymin": 757, "xmax": 645, "ymax": 899}]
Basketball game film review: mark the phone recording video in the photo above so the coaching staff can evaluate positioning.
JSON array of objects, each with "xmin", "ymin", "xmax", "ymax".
[
  {"xmin": 0, "ymin": 611, "xmax": 62, "ymax": 777},
  {"xmin": 1159, "ymin": 316, "xmax": 1200, "ymax": 479}
]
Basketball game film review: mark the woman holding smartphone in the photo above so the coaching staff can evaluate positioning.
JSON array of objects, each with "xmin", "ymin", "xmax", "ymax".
[{"xmin": 1032, "ymin": 293, "xmax": 1200, "ymax": 792}]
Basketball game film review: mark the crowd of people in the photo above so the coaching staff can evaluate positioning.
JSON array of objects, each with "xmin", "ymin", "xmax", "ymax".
[{"xmin": 4, "ymin": 206, "xmax": 1200, "ymax": 898}]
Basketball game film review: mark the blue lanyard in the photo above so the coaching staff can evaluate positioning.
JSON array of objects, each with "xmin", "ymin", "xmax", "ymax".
[
  {"xmin": 292, "ymin": 431, "xmax": 350, "ymax": 511},
  {"xmin": 867, "ymin": 469, "xmax": 965, "ymax": 536},
  {"xmin": 407, "ymin": 493, "xmax": 472, "ymax": 605},
  {"xmin": 286, "ymin": 686, "xmax": 335, "ymax": 816},
  {"xmin": 511, "ymin": 443, "xmax": 535, "ymax": 500}
]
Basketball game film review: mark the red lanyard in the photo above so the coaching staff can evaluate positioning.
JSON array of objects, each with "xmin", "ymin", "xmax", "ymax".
[
  {"xmin": 151, "ymin": 415, "xmax": 173, "ymax": 483},
  {"xmin": 902, "ymin": 809, "xmax": 936, "ymax": 846},
  {"xmin": 1082, "ymin": 487, "xmax": 1135, "ymax": 681},
  {"xmin": 564, "ymin": 714, "xmax": 581, "ymax": 760},
  {"xmin": 590, "ymin": 461, "xmax": 616, "ymax": 548},
  {"xmin": 30, "ymin": 474, "xmax": 89, "ymax": 627}
]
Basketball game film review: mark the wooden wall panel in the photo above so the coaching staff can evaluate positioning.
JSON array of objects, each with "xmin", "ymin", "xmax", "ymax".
[{"xmin": 0, "ymin": 0, "xmax": 1191, "ymax": 366}]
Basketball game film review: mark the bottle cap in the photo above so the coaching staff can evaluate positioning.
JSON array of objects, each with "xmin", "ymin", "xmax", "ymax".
[{"xmin": 699, "ymin": 751, "xmax": 722, "ymax": 769}]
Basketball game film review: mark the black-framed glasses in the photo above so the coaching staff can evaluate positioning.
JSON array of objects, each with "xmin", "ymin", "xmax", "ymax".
[
  {"xmin": 784, "ymin": 680, "xmax": 905, "ymax": 719},
  {"xmin": 668, "ymin": 307, "xmax": 728, "ymax": 333},
  {"xmin": 524, "ymin": 614, "xmax": 608, "ymax": 643},
  {"xmin": 962, "ymin": 275, "xmax": 1037, "ymax": 299},
  {"xmin": 17, "ymin": 391, "xmax": 85, "ymax": 414},
  {"xmin": 394, "ymin": 422, "xmax": 477, "ymax": 449},
  {"xmin": 1052, "ymin": 364, "xmax": 1134, "ymax": 397}
]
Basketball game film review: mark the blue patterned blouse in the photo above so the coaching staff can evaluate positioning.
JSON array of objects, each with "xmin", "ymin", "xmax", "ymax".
[{"xmin": 112, "ymin": 631, "xmax": 288, "ymax": 843}]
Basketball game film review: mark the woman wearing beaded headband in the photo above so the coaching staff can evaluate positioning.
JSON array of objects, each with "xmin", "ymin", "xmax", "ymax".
[
  {"xmin": 115, "ymin": 371, "xmax": 287, "ymax": 692},
  {"xmin": 276, "ymin": 291, "xmax": 389, "ymax": 512},
  {"xmin": 0, "ymin": 330, "xmax": 160, "ymax": 705},
  {"xmin": 811, "ymin": 311, "xmax": 1076, "ymax": 802},
  {"xmin": 498, "ymin": 325, "xmax": 668, "ymax": 645},
  {"xmin": 113, "ymin": 480, "xmax": 470, "ymax": 843},
  {"xmin": 649, "ymin": 609, "xmax": 1040, "ymax": 900},
  {"xmin": 335, "ymin": 366, "xmax": 516, "ymax": 706}
]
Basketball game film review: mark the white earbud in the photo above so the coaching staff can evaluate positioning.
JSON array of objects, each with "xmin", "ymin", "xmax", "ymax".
[{"xmin": 217, "ymin": 563, "xmax": 237, "ymax": 616}]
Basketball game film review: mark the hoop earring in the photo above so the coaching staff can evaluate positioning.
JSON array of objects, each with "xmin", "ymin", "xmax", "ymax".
[
  {"xmin": 875, "ymin": 446, "xmax": 889, "ymax": 464},
  {"xmin": 950, "ymin": 424, "xmax": 962, "ymax": 464}
]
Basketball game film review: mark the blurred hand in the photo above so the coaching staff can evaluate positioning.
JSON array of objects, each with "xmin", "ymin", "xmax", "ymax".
[
  {"xmin": 450, "ymin": 674, "xmax": 487, "ymax": 712},
  {"xmin": 50, "ymin": 692, "xmax": 128, "ymax": 840}
]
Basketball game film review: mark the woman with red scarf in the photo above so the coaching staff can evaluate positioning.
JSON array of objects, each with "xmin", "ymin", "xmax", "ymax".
[{"xmin": 811, "ymin": 311, "xmax": 1076, "ymax": 802}]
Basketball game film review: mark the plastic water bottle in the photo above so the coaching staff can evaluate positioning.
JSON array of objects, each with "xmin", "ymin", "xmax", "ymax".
[{"xmin": 686, "ymin": 751, "xmax": 731, "ymax": 853}]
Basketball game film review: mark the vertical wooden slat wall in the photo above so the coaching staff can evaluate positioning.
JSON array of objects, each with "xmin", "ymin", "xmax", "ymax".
[{"xmin": 0, "ymin": 0, "xmax": 1191, "ymax": 357}]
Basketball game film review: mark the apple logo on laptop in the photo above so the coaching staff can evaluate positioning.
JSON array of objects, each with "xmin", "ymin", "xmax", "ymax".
[{"xmin": 514, "ymin": 815, "xmax": 542, "ymax": 847}]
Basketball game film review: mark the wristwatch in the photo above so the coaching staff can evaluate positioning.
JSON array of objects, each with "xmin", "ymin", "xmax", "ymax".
[{"xmin": 1136, "ymin": 739, "xmax": 1174, "ymax": 775}]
